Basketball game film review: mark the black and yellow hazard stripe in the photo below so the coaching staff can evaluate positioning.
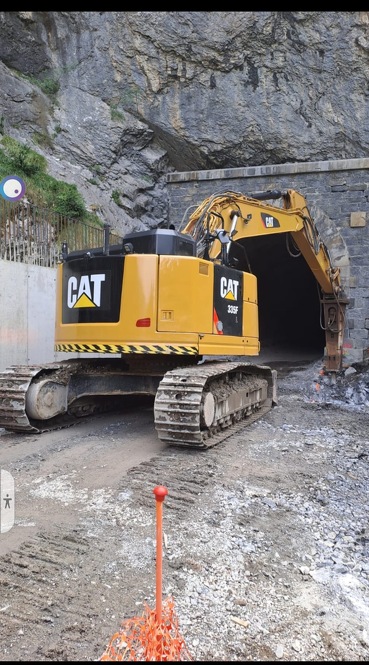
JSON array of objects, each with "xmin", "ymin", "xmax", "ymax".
[{"xmin": 55, "ymin": 343, "xmax": 198, "ymax": 355}]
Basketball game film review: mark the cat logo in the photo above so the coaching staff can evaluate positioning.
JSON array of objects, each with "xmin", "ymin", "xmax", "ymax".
[
  {"xmin": 220, "ymin": 276, "xmax": 239, "ymax": 300},
  {"xmin": 67, "ymin": 274, "xmax": 106, "ymax": 308},
  {"xmin": 261, "ymin": 212, "xmax": 280, "ymax": 228}
]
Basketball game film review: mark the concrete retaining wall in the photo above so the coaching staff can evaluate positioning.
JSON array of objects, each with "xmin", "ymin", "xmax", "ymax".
[
  {"xmin": 0, "ymin": 260, "xmax": 117, "ymax": 373},
  {"xmin": 0, "ymin": 260, "xmax": 59, "ymax": 371}
]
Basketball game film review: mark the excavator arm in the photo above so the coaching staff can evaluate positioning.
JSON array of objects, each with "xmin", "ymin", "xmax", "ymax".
[{"xmin": 181, "ymin": 188, "xmax": 348, "ymax": 372}]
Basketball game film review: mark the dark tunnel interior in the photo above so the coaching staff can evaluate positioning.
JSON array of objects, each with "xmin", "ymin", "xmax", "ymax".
[{"xmin": 230, "ymin": 233, "xmax": 326, "ymax": 360}]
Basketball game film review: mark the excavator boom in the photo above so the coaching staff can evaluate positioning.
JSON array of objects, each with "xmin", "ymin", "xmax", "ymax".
[{"xmin": 181, "ymin": 188, "xmax": 348, "ymax": 371}]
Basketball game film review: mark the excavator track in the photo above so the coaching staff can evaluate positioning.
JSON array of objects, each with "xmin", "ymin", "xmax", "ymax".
[
  {"xmin": 0, "ymin": 361, "xmax": 99, "ymax": 434},
  {"xmin": 154, "ymin": 361, "xmax": 277, "ymax": 449},
  {"xmin": 0, "ymin": 360, "xmax": 276, "ymax": 444},
  {"xmin": 0, "ymin": 364, "xmax": 63, "ymax": 433},
  {"xmin": 0, "ymin": 359, "xmax": 162, "ymax": 435}
]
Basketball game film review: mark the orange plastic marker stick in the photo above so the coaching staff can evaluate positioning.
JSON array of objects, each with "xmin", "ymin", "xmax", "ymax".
[{"xmin": 153, "ymin": 485, "xmax": 168, "ymax": 624}]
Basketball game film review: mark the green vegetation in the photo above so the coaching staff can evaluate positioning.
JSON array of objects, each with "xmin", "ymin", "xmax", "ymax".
[
  {"xmin": 111, "ymin": 189, "xmax": 122, "ymax": 207},
  {"xmin": 20, "ymin": 62, "xmax": 80, "ymax": 100},
  {"xmin": 110, "ymin": 105, "xmax": 125, "ymax": 122},
  {"xmin": 53, "ymin": 124, "xmax": 62, "ymax": 136},
  {"xmin": 1, "ymin": 136, "xmax": 47, "ymax": 176},
  {"xmin": 119, "ymin": 84, "xmax": 141, "ymax": 111},
  {"xmin": 22, "ymin": 73, "xmax": 60, "ymax": 98},
  {"xmin": 91, "ymin": 163, "xmax": 104, "ymax": 178},
  {"xmin": 0, "ymin": 135, "xmax": 101, "ymax": 226},
  {"xmin": 32, "ymin": 130, "xmax": 54, "ymax": 150},
  {"xmin": 108, "ymin": 85, "xmax": 142, "ymax": 123},
  {"xmin": 38, "ymin": 77, "xmax": 60, "ymax": 96}
]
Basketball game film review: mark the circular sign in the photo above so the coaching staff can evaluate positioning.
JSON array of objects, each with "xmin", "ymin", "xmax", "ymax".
[{"xmin": 0, "ymin": 175, "xmax": 26, "ymax": 201}]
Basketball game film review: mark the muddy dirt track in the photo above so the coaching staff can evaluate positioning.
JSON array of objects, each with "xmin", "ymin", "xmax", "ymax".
[{"xmin": 0, "ymin": 356, "xmax": 369, "ymax": 661}]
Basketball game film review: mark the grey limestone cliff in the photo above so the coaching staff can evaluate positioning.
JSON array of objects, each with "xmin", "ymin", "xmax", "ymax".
[{"xmin": 0, "ymin": 11, "xmax": 368, "ymax": 234}]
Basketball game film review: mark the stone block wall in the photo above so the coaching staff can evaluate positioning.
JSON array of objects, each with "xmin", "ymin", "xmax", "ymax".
[{"xmin": 167, "ymin": 158, "xmax": 369, "ymax": 365}]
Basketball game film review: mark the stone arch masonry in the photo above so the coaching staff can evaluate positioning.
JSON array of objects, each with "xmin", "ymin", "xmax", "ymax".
[{"xmin": 167, "ymin": 158, "xmax": 369, "ymax": 366}]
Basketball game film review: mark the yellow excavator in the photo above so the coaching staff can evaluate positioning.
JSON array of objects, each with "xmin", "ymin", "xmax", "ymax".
[{"xmin": 0, "ymin": 188, "xmax": 348, "ymax": 448}]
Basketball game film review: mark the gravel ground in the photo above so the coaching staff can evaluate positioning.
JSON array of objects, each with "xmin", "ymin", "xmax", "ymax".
[
  {"xmin": 162, "ymin": 360, "xmax": 369, "ymax": 661},
  {"xmin": 0, "ymin": 358, "xmax": 369, "ymax": 661}
]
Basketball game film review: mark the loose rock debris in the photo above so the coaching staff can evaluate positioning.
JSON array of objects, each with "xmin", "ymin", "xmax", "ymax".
[{"xmin": 0, "ymin": 358, "xmax": 368, "ymax": 661}]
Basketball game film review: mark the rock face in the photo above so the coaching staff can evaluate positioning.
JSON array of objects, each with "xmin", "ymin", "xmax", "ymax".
[{"xmin": 0, "ymin": 11, "xmax": 368, "ymax": 234}]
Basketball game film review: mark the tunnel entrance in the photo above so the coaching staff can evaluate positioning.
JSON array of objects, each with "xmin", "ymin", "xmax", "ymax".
[{"xmin": 231, "ymin": 233, "xmax": 326, "ymax": 360}]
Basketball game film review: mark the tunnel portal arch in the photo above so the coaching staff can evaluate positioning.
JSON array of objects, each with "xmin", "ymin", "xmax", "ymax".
[{"xmin": 167, "ymin": 158, "xmax": 367, "ymax": 365}]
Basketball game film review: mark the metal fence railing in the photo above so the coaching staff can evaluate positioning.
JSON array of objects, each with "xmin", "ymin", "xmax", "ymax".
[{"xmin": 0, "ymin": 198, "xmax": 122, "ymax": 268}]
